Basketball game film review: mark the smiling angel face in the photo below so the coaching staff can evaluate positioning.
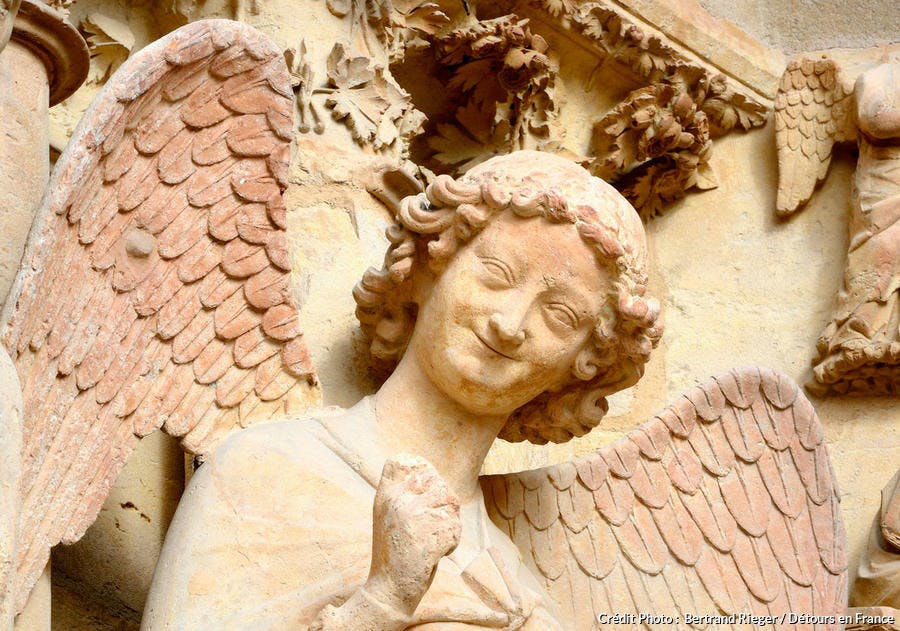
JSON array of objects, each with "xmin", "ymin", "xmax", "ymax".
[
  {"xmin": 407, "ymin": 212, "xmax": 611, "ymax": 417},
  {"xmin": 355, "ymin": 151, "xmax": 662, "ymax": 444}
]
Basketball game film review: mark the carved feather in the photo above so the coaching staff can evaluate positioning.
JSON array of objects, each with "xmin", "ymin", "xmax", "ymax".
[
  {"xmin": 481, "ymin": 367, "xmax": 847, "ymax": 630},
  {"xmin": 1, "ymin": 20, "xmax": 317, "ymax": 612},
  {"xmin": 774, "ymin": 57, "xmax": 856, "ymax": 215}
]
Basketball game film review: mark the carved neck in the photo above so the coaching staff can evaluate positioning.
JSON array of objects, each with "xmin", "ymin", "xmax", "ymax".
[{"xmin": 372, "ymin": 352, "xmax": 507, "ymax": 505}]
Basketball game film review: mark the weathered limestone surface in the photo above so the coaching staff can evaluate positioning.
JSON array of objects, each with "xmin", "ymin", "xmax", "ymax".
[
  {"xmin": 701, "ymin": 0, "xmax": 900, "ymax": 55},
  {"xmin": 0, "ymin": 347, "xmax": 22, "ymax": 630},
  {"xmin": 141, "ymin": 152, "xmax": 846, "ymax": 629},
  {"xmin": 0, "ymin": 0, "xmax": 895, "ymax": 628},
  {"xmin": 0, "ymin": 1, "xmax": 87, "ymax": 308},
  {"xmin": 852, "ymin": 470, "xmax": 900, "ymax": 610}
]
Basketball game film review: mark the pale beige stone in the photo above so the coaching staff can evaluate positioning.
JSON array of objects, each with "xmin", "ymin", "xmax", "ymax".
[
  {"xmin": 0, "ymin": 347, "xmax": 21, "ymax": 631},
  {"xmin": 0, "ymin": 0, "xmax": 896, "ymax": 627},
  {"xmin": 775, "ymin": 52, "xmax": 900, "ymax": 395},
  {"xmin": 0, "ymin": 0, "xmax": 87, "ymax": 307},
  {"xmin": 852, "ymin": 470, "xmax": 900, "ymax": 610},
  {"xmin": 13, "ymin": 565, "xmax": 48, "ymax": 631},
  {"xmin": 701, "ymin": 0, "xmax": 900, "ymax": 55},
  {"xmin": 142, "ymin": 152, "xmax": 846, "ymax": 630}
]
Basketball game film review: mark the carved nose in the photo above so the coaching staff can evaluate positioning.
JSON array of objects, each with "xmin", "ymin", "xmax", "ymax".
[{"xmin": 488, "ymin": 312, "xmax": 526, "ymax": 347}]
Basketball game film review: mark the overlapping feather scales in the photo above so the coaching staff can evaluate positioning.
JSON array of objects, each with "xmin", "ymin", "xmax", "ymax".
[
  {"xmin": 2, "ymin": 20, "xmax": 315, "ymax": 611},
  {"xmin": 775, "ymin": 57, "xmax": 856, "ymax": 215},
  {"xmin": 482, "ymin": 367, "xmax": 848, "ymax": 630}
]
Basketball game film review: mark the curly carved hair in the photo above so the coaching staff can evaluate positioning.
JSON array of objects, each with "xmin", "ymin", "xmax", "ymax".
[{"xmin": 353, "ymin": 152, "xmax": 662, "ymax": 444}]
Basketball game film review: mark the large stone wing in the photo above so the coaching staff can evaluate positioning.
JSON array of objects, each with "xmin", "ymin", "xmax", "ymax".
[
  {"xmin": 775, "ymin": 57, "xmax": 856, "ymax": 216},
  {"xmin": 1, "ymin": 20, "xmax": 316, "ymax": 612},
  {"xmin": 481, "ymin": 367, "xmax": 848, "ymax": 630}
]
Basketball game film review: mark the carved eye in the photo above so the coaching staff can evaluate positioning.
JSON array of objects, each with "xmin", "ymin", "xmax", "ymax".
[
  {"xmin": 480, "ymin": 257, "xmax": 514, "ymax": 286},
  {"xmin": 546, "ymin": 302, "xmax": 579, "ymax": 329}
]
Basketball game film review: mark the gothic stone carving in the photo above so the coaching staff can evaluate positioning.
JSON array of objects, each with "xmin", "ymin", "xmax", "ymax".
[
  {"xmin": 0, "ymin": 11, "xmax": 850, "ymax": 629},
  {"xmin": 852, "ymin": 470, "xmax": 900, "ymax": 614},
  {"xmin": 136, "ymin": 149, "xmax": 846, "ymax": 629},
  {"xmin": 1, "ymin": 20, "xmax": 318, "ymax": 613},
  {"xmin": 775, "ymin": 55, "xmax": 900, "ymax": 395},
  {"xmin": 280, "ymin": 0, "xmax": 768, "ymax": 218},
  {"xmin": 409, "ymin": 0, "xmax": 768, "ymax": 219}
]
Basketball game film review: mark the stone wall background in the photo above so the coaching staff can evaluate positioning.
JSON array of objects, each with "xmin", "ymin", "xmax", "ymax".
[
  {"xmin": 9, "ymin": 0, "xmax": 898, "ymax": 628},
  {"xmin": 700, "ymin": 0, "xmax": 900, "ymax": 55}
]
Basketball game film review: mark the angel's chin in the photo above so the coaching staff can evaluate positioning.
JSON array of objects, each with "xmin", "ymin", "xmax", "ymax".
[{"xmin": 426, "ymin": 350, "xmax": 539, "ymax": 417}]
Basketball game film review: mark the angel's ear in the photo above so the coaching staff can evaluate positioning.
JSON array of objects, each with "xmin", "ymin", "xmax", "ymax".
[{"xmin": 572, "ymin": 346, "xmax": 601, "ymax": 381}]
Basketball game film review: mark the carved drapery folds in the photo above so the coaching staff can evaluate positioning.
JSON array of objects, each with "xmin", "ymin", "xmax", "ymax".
[{"xmin": 774, "ymin": 54, "xmax": 900, "ymax": 396}]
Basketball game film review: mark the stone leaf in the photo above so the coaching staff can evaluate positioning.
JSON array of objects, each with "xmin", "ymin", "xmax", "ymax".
[
  {"xmin": 430, "ymin": 119, "xmax": 510, "ymax": 171},
  {"xmin": 324, "ymin": 42, "xmax": 417, "ymax": 150},
  {"xmin": 326, "ymin": 81, "xmax": 391, "ymax": 145},
  {"xmin": 81, "ymin": 12, "xmax": 135, "ymax": 85}
]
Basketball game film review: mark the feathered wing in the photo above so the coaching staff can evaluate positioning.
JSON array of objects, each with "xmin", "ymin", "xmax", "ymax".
[
  {"xmin": 775, "ymin": 57, "xmax": 856, "ymax": 216},
  {"xmin": 482, "ymin": 367, "xmax": 848, "ymax": 630},
  {"xmin": 1, "ymin": 20, "xmax": 317, "ymax": 611}
]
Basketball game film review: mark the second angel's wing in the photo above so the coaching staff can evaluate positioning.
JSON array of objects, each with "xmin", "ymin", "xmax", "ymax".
[
  {"xmin": 2, "ymin": 20, "xmax": 316, "ymax": 611},
  {"xmin": 775, "ymin": 57, "xmax": 856, "ymax": 216},
  {"xmin": 482, "ymin": 367, "xmax": 847, "ymax": 630}
]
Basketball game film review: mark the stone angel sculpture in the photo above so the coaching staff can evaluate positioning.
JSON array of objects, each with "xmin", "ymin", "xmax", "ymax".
[
  {"xmin": 141, "ymin": 152, "xmax": 849, "ymax": 629},
  {"xmin": 1, "ymin": 19, "xmax": 316, "ymax": 616},
  {"xmin": 774, "ymin": 54, "xmax": 900, "ymax": 395},
  {"xmin": 2, "ymin": 19, "xmax": 848, "ymax": 630}
]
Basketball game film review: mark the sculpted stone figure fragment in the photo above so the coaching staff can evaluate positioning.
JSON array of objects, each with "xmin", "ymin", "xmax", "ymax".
[
  {"xmin": 0, "ymin": 18, "xmax": 850, "ymax": 630},
  {"xmin": 853, "ymin": 470, "xmax": 900, "ymax": 611},
  {"xmin": 775, "ymin": 54, "xmax": 900, "ymax": 395}
]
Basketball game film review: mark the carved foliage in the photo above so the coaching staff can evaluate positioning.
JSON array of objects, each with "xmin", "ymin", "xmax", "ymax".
[
  {"xmin": 285, "ymin": 39, "xmax": 426, "ymax": 156},
  {"xmin": 532, "ymin": 0, "xmax": 768, "ymax": 217},
  {"xmin": 80, "ymin": 13, "xmax": 135, "ymax": 84},
  {"xmin": 542, "ymin": 0, "xmax": 768, "ymax": 134},
  {"xmin": 315, "ymin": 0, "xmax": 451, "ymax": 63},
  {"xmin": 44, "ymin": 0, "xmax": 73, "ymax": 15},
  {"xmin": 428, "ymin": 15, "xmax": 564, "ymax": 171},
  {"xmin": 590, "ymin": 82, "xmax": 713, "ymax": 219}
]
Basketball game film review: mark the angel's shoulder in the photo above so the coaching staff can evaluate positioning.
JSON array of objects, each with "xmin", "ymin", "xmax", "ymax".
[
  {"xmin": 200, "ymin": 414, "xmax": 377, "ymax": 509},
  {"xmin": 145, "ymin": 414, "xmax": 376, "ymax": 630}
]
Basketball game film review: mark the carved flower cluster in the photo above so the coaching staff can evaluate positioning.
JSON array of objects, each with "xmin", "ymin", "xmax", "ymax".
[
  {"xmin": 438, "ymin": 16, "xmax": 551, "ymax": 94},
  {"xmin": 591, "ymin": 83, "xmax": 714, "ymax": 218},
  {"xmin": 428, "ymin": 15, "xmax": 562, "ymax": 171},
  {"xmin": 355, "ymin": 153, "xmax": 662, "ymax": 444}
]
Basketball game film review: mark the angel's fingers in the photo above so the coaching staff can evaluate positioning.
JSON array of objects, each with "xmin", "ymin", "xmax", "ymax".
[{"xmin": 380, "ymin": 453, "xmax": 433, "ymax": 484}]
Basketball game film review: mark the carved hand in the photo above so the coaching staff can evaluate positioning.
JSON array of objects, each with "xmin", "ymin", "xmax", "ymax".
[
  {"xmin": 368, "ymin": 454, "xmax": 462, "ymax": 612},
  {"xmin": 309, "ymin": 455, "xmax": 461, "ymax": 630}
]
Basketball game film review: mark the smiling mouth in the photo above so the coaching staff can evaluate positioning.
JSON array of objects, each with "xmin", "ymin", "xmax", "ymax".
[{"xmin": 473, "ymin": 330, "xmax": 518, "ymax": 360}]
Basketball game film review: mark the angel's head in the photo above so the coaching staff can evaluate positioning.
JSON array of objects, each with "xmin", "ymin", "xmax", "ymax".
[{"xmin": 354, "ymin": 151, "xmax": 662, "ymax": 444}]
